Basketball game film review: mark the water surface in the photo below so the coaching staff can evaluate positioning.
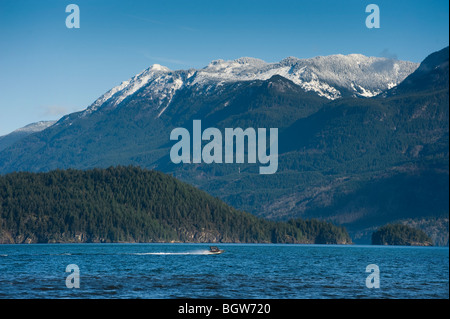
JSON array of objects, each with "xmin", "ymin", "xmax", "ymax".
[{"xmin": 0, "ymin": 243, "xmax": 447, "ymax": 299}]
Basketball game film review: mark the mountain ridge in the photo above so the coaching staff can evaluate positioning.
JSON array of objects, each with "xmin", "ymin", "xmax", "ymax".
[
  {"xmin": 0, "ymin": 47, "xmax": 447, "ymax": 245},
  {"xmin": 80, "ymin": 53, "xmax": 417, "ymax": 120},
  {"xmin": 0, "ymin": 120, "xmax": 56, "ymax": 152}
]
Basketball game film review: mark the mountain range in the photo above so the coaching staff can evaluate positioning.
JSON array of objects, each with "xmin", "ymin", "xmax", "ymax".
[{"xmin": 0, "ymin": 47, "xmax": 448, "ymax": 245}]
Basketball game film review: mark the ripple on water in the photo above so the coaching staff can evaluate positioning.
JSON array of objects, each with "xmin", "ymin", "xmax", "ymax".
[{"xmin": 0, "ymin": 244, "xmax": 447, "ymax": 299}]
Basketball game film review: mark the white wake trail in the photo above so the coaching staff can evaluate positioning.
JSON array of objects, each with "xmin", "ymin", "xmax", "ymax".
[{"xmin": 133, "ymin": 249, "xmax": 212, "ymax": 256}]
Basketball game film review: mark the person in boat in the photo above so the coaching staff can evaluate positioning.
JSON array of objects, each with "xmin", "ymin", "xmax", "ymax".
[{"xmin": 210, "ymin": 246, "xmax": 220, "ymax": 252}]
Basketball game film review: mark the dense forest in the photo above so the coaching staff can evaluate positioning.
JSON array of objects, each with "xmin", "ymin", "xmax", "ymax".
[
  {"xmin": 0, "ymin": 166, "xmax": 351, "ymax": 244},
  {"xmin": 371, "ymin": 224, "xmax": 433, "ymax": 246}
]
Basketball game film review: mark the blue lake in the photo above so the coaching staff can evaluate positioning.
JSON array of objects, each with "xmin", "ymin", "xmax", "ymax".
[{"xmin": 0, "ymin": 243, "xmax": 448, "ymax": 299}]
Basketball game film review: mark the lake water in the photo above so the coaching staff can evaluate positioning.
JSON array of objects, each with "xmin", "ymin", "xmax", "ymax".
[{"xmin": 0, "ymin": 243, "xmax": 448, "ymax": 299}]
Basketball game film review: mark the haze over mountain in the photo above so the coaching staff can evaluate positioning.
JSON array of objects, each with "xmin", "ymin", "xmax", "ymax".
[{"xmin": 0, "ymin": 48, "xmax": 447, "ymax": 244}]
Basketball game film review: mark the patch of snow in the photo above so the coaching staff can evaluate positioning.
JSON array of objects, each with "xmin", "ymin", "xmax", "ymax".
[{"xmin": 14, "ymin": 120, "xmax": 57, "ymax": 133}]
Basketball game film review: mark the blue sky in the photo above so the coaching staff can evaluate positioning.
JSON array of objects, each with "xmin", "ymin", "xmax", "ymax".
[{"xmin": 0, "ymin": 0, "xmax": 448, "ymax": 136}]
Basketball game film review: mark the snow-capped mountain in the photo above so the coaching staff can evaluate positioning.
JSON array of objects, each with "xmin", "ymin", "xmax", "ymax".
[
  {"xmin": 12, "ymin": 120, "xmax": 57, "ymax": 134},
  {"xmin": 84, "ymin": 64, "xmax": 180, "ymax": 115},
  {"xmin": 0, "ymin": 120, "xmax": 56, "ymax": 151},
  {"xmin": 82, "ymin": 54, "xmax": 418, "ymax": 118},
  {"xmin": 192, "ymin": 55, "xmax": 418, "ymax": 98}
]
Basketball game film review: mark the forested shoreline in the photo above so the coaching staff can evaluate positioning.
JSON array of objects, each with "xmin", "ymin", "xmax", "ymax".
[
  {"xmin": 0, "ymin": 166, "xmax": 351, "ymax": 244},
  {"xmin": 372, "ymin": 224, "xmax": 433, "ymax": 246}
]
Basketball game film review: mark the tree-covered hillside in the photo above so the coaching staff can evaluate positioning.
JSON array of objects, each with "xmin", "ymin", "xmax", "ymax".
[
  {"xmin": 0, "ymin": 166, "xmax": 351, "ymax": 244},
  {"xmin": 372, "ymin": 224, "xmax": 433, "ymax": 246}
]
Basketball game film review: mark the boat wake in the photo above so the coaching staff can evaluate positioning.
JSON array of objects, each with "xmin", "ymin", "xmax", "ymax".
[{"xmin": 133, "ymin": 249, "xmax": 213, "ymax": 256}]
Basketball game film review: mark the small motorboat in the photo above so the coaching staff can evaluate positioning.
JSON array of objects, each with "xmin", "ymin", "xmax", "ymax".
[{"xmin": 209, "ymin": 246, "xmax": 225, "ymax": 254}]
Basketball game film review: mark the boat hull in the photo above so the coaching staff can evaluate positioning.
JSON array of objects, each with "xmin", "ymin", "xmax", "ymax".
[{"xmin": 209, "ymin": 250, "xmax": 225, "ymax": 255}]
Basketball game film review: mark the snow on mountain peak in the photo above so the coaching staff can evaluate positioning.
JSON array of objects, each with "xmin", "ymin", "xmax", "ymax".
[
  {"xmin": 13, "ymin": 120, "xmax": 57, "ymax": 134},
  {"xmin": 203, "ymin": 57, "xmax": 267, "ymax": 76},
  {"xmin": 83, "ymin": 53, "xmax": 419, "ymax": 117},
  {"xmin": 84, "ymin": 63, "xmax": 173, "ymax": 115},
  {"xmin": 195, "ymin": 54, "xmax": 418, "ymax": 99},
  {"xmin": 148, "ymin": 64, "xmax": 171, "ymax": 72},
  {"xmin": 279, "ymin": 56, "xmax": 301, "ymax": 65}
]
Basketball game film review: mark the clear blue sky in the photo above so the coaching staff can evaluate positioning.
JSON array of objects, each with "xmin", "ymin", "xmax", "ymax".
[{"xmin": 0, "ymin": 0, "xmax": 448, "ymax": 136}]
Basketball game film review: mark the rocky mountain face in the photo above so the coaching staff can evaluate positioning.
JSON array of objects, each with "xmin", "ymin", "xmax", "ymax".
[{"xmin": 0, "ymin": 48, "xmax": 447, "ymax": 244}]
